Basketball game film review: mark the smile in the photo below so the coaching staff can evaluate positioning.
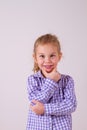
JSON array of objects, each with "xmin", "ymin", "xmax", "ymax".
[{"xmin": 43, "ymin": 65, "xmax": 53, "ymax": 69}]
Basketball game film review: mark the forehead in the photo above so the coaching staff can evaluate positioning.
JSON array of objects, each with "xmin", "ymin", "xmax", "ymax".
[{"xmin": 36, "ymin": 44, "xmax": 58, "ymax": 53}]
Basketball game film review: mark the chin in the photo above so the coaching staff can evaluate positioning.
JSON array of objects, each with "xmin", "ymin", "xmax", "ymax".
[{"xmin": 46, "ymin": 69, "xmax": 53, "ymax": 73}]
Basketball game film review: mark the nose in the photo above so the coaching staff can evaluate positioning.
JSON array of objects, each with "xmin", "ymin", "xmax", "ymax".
[{"xmin": 45, "ymin": 56, "xmax": 51, "ymax": 62}]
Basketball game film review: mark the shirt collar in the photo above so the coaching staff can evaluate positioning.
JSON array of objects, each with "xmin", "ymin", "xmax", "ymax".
[
  {"xmin": 34, "ymin": 70, "xmax": 44, "ymax": 79},
  {"xmin": 34, "ymin": 70, "xmax": 63, "ymax": 81}
]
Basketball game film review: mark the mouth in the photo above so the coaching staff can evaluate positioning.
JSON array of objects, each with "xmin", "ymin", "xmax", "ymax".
[{"xmin": 43, "ymin": 65, "xmax": 54, "ymax": 70}]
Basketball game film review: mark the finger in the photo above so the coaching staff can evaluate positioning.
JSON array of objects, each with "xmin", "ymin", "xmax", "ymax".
[
  {"xmin": 30, "ymin": 104, "xmax": 33, "ymax": 110},
  {"xmin": 30, "ymin": 105, "xmax": 36, "ymax": 113},
  {"xmin": 42, "ymin": 70, "xmax": 49, "ymax": 77},
  {"xmin": 32, "ymin": 99, "xmax": 38, "ymax": 103},
  {"xmin": 32, "ymin": 99, "xmax": 36, "ymax": 102},
  {"xmin": 31, "ymin": 100, "xmax": 36, "ymax": 105},
  {"xmin": 52, "ymin": 67, "xmax": 57, "ymax": 72},
  {"xmin": 42, "ymin": 69, "xmax": 48, "ymax": 74}
]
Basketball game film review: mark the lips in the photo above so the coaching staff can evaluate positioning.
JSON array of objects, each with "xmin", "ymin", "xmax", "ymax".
[{"xmin": 43, "ymin": 65, "xmax": 53, "ymax": 69}]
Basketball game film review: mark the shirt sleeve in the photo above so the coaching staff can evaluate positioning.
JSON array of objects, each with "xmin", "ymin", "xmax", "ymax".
[
  {"xmin": 27, "ymin": 75, "xmax": 58, "ymax": 103},
  {"xmin": 44, "ymin": 77, "xmax": 77, "ymax": 116}
]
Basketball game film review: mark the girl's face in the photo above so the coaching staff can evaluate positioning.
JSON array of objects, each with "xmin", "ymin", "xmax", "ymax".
[{"xmin": 34, "ymin": 44, "xmax": 62, "ymax": 73}]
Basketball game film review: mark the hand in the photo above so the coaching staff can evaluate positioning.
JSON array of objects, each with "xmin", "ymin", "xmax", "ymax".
[
  {"xmin": 43, "ymin": 68, "xmax": 61, "ymax": 82},
  {"xmin": 30, "ymin": 100, "xmax": 44, "ymax": 115}
]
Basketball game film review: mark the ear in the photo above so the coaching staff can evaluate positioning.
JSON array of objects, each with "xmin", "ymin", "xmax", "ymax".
[
  {"xmin": 33, "ymin": 53, "xmax": 37, "ymax": 63},
  {"xmin": 59, "ymin": 52, "xmax": 62, "ymax": 61}
]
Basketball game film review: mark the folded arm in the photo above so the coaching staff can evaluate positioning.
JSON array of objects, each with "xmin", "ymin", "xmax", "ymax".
[
  {"xmin": 44, "ymin": 77, "xmax": 77, "ymax": 115},
  {"xmin": 30, "ymin": 76, "xmax": 77, "ymax": 115},
  {"xmin": 27, "ymin": 75, "xmax": 58, "ymax": 103}
]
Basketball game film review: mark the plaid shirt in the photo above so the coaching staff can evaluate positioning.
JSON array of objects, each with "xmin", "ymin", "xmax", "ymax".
[{"xmin": 26, "ymin": 71, "xmax": 77, "ymax": 130}]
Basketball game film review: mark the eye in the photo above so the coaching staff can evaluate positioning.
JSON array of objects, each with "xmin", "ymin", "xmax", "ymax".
[
  {"xmin": 50, "ymin": 54, "xmax": 56, "ymax": 58},
  {"xmin": 39, "ymin": 55, "xmax": 45, "ymax": 58}
]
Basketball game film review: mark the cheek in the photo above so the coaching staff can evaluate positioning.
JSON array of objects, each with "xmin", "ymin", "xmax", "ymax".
[
  {"xmin": 52, "ymin": 58, "xmax": 59, "ymax": 63},
  {"xmin": 37, "ymin": 59, "xmax": 43, "ymax": 65}
]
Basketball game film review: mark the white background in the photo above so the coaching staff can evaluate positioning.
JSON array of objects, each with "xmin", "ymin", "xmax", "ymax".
[{"xmin": 0, "ymin": 0, "xmax": 87, "ymax": 130}]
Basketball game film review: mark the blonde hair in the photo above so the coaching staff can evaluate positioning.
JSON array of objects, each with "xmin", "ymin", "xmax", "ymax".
[{"xmin": 33, "ymin": 34, "xmax": 61, "ymax": 72}]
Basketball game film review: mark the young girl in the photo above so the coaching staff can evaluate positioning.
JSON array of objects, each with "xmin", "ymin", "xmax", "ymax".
[{"xmin": 26, "ymin": 34, "xmax": 77, "ymax": 130}]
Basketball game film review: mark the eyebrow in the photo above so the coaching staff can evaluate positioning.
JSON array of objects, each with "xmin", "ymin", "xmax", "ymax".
[{"xmin": 38, "ymin": 52, "xmax": 56, "ymax": 55}]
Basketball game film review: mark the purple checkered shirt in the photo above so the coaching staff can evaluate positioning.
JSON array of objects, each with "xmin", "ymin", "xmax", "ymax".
[{"xmin": 26, "ymin": 71, "xmax": 77, "ymax": 130}]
